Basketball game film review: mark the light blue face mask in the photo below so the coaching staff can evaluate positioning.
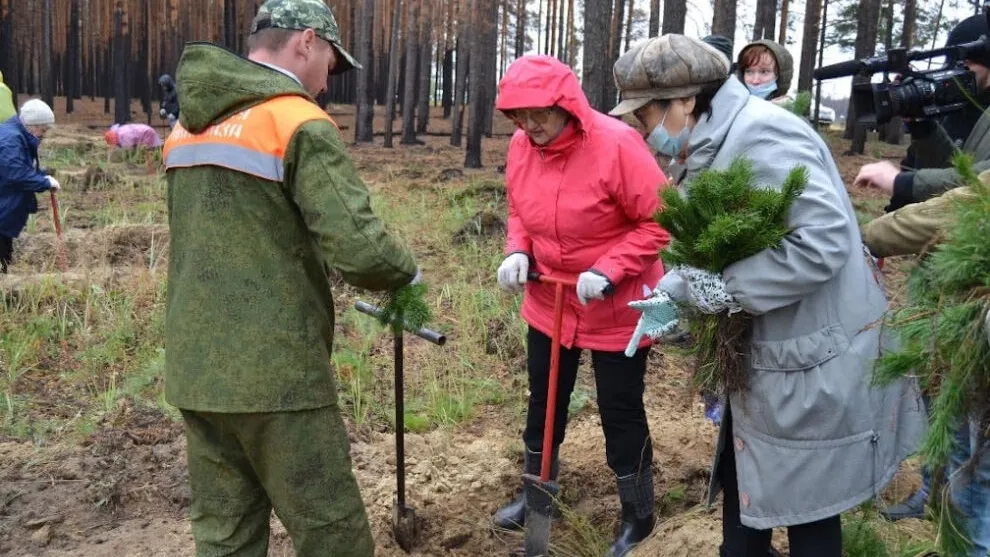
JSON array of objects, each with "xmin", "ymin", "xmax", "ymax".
[
  {"xmin": 646, "ymin": 111, "xmax": 690, "ymax": 158},
  {"xmin": 746, "ymin": 79, "xmax": 778, "ymax": 99}
]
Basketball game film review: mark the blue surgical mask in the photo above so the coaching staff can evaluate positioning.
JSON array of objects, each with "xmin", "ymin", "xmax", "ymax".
[
  {"xmin": 746, "ymin": 79, "xmax": 778, "ymax": 99},
  {"xmin": 646, "ymin": 111, "xmax": 690, "ymax": 158}
]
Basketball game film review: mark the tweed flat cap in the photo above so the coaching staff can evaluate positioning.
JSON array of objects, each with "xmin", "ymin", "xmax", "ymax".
[{"xmin": 610, "ymin": 35, "xmax": 731, "ymax": 116}]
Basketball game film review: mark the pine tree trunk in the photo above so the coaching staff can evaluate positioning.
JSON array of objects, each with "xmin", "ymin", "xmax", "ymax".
[
  {"xmin": 113, "ymin": 4, "xmax": 130, "ymax": 124},
  {"xmin": 567, "ymin": 0, "xmax": 576, "ymax": 65},
  {"xmin": 711, "ymin": 0, "xmax": 737, "ymax": 42},
  {"xmin": 416, "ymin": 2, "xmax": 432, "ymax": 134},
  {"xmin": 41, "ymin": 0, "xmax": 54, "ymax": 109},
  {"xmin": 515, "ymin": 0, "xmax": 526, "ymax": 57},
  {"xmin": 224, "ymin": 0, "xmax": 237, "ymax": 52},
  {"xmin": 753, "ymin": 0, "xmax": 777, "ymax": 40},
  {"xmin": 442, "ymin": 47, "xmax": 454, "ymax": 118},
  {"xmin": 356, "ymin": 0, "xmax": 376, "ymax": 143},
  {"xmin": 649, "ymin": 0, "xmax": 660, "ymax": 36},
  {"xmin": 384, "ymin": 0, "xmax": 404, "ymax": 148},
  {"xmin": 501, "ymin": 0, "xmax": 510, "ymax": 75},
  {"xmin": 0, "ymin": 0, "xmax": 16, "ymax": 108},
  {"xmin": 778, "ymin": 0, "xmax": 790, "ymax": 43},
  {"xmin": 901, "ymin": 0, "xmax": 916, "ymax": 48},
  {"xmin": 662, "ymin": 0, "xmax": 686, "ymax": 34},
  {"xmin": 66, "ymin": 0, "xmax": 81, "ymax": 113},
  {"xmin": 797, "ymin": 0, "xmax": 822, "ymax": 91},
  {"xmin": 544, "ymin": 0, "xmax": 552, "ymax": 55},
  {"xmin": 451, "ymin": 0, "xmax": 471, "ymax": 146},
  {"xmin": 624, "ymin": 0, "xmax": 634, "ymax": 51},
  {"xmin": 845, "ymin": 0, "xmax": 881, "ymax": 151},
  {"xmin": 583, "ymin": 0, "xmax": 611, "ymax": 112},
  {"xmin": 882, "ymin": 0, "xmax": 903, "ymax": 144},
  {"xmin": 401, "ymin": 0, "xmax": 421, "ymax": 144},
  {"xmin": 465, "ymin": 0, "xmax": 498, "ymax": 168},
  {"xmin": 558, "ymin": 0, "xmax": 567, "ymax": 58},
  {"xmin": 605, "ymin": 0, "xmax": 625, "ymax": 108}
]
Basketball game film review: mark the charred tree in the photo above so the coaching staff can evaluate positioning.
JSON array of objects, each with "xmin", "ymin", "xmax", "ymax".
[
  {"xmin": 605, "ymin": 0, "xmax": 626, "ymax": 107},
  {"xmin": 356, "ymin": 0, "xmax": 376, "ymax": 143},
  {"xmin": 515, "ymin": 0, "xmax": 526, "ymax": 57},
  {"xmin": 662, "ymin": 0, "xmax": 686, "ymax": 34},
  {"xmin": 649, "ymin": 0, "xmax": 660, "ymax": 36},
  {"xmin": 753, "ymin": 0, "xmax": 777, "ymax": 40},
  {"xmin": 66, "ymin": 0, "xmax": 81, "ymax": 113},
  {"xmin": 583, "ymin": 0, "xmax": 611, "ymax": 112},
  {"xmin": 416, "ymin": 1, "xmax": 433, "ymax": 134},
  {"xmin": 401, "ymin": 0, "xmax": 422, "ymax": 144},
  {"xmin": 712, "ymin": 0, "xmax": 737, "ymax": 42},
  {"xmin": 384, "ymin": 0, "xmax": 404, "ymax": 148},
  {"xmin": 112, "ymin": 3, "xmax": 131, "ymax": 124},
  {"xmin": 451, "ymin": 0, "xmax": 470, "ymax": 146},
  {"xmin": 41, "ymin": 0, "xmax": 54, "ymax": 109},
  {"xmin": 442, "ymin": 47, "xmax": 454, "ymax": 118},
  {"xmin": 798, "ymin": 0, "xmax": 823, "ymax": 91},
  {"xmin": 465, "ymin": 0, "xmax": 498, "ymax": 168},
  {"xmin": 0, "ymin": 0, "xmax": 16, "ymax": 108}
]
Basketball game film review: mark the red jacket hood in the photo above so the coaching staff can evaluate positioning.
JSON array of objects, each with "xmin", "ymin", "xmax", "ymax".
[{"xmin": 496, "ymin": 55, "xmax": 594, "ymax": 133}]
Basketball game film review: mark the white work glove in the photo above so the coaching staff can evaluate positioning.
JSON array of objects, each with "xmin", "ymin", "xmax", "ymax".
[
  {"xmin": 576, "ymin": 270, "xmax": 611, "ymax": 305},
  {"xmin": 46, "ymin": 176, "xmax": 61, "ymax": 191},
  {"xmin": 159, "ymin": 108, "xmax": 167, "ymax": 118},
  {"xmin": 497, "ymin": 253, "xmax": 529, "ymax": 292},
  {"xmin": 666, "ymin": 266, "xmax": 743, "ymax": 315},
  {"xmin": 409, "ymin": 266, "xmax": 423, "ymax": 286},
  {"xmin": 625, "ymin": 290, "xmax": 680, "ymax": 356}
]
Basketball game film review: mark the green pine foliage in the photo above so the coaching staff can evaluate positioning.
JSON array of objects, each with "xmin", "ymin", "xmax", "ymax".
[
  {"xmin": 657, "ymin": 157, "xmax": 807, "ymax": 273},
  {"xmin": 376, "ymin": 283, "xmax": 433, "ymax": 335},
  {"xmin": 872, "ymin": 152, "xmax": 990, "ymax": 555},
  {"xmin": 784, "ymin": 91, "xmax": 813, "ymax": 118},
  {"xmin": 655, "ymin": 157, "xmax": 807, "ymax": 393}
]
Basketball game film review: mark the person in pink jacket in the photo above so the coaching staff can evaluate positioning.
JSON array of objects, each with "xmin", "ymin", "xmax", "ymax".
[
  {"xmin": 104, "ymin": 123, "xmax": 163, "ymax": 150},
  {"xmin": 492, "ymin": 55, "xmax": 670, "ymax": 557}
]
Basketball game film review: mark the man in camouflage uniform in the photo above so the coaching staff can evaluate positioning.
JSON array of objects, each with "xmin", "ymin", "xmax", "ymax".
[{"xmin": 163, "ymin": 1, "xmax": 419, "ymax": 555}]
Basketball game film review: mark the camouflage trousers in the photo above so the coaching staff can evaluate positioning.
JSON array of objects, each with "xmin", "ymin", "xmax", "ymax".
[{"xmin": 180, "ymin": 406, "xmax": 373, "ymax": 557}]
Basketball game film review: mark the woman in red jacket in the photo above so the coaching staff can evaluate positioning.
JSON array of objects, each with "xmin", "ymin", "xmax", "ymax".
[{"xmin": 492, "ymin": 55, "xmax": 670, "ymax": 556}]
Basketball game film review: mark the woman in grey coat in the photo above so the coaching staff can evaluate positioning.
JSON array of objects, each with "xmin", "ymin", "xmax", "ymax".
[{"xmin": 611, "ymin": 35, "xmax": 925, "ymax": 557}]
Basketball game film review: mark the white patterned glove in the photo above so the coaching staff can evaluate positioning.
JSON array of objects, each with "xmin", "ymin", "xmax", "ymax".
[
  {"xmin": 676, "ymin": 266, "xmax": 743, "ymax": 315},
  {"xmin": 576, "ymin": 271, "xmax": 611, "ymax": 305},
  {"xmin": 46, "ymin": 176, "xmax": 61, "ymax": 191},
  {"xmin": 625, "ymin": 290, "xmax": 680, "ymax": 357},
  {"xmin": 497, "ymin": 253, "xmax": 529, "ymax": 292}
]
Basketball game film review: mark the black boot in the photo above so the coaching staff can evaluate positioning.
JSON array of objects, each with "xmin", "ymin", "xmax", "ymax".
[
  {"xmin": 607, "ymin": 472, "xmax": 656, "ymax": 557},
  {"xmin": 493, "ymin": 448, "xmax": 559, "ymax": 531}
]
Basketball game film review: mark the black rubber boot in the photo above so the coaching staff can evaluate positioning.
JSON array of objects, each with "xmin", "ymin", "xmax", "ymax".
[
  {"xmin": 880, "ymin": 488, "xmax": 927, "ymax": 521},
  {"xmin": 606, "ymin": 472, "xmax": 656, "ymax": 557},
  {"xmin": 493, "ymin": 448, "xmax": 558, "ymax": 531}
]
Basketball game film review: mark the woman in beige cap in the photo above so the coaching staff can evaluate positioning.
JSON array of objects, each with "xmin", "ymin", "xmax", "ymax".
[{"xmin": 612, "ymin": 35, "xmax": 924, "ymax": 557}]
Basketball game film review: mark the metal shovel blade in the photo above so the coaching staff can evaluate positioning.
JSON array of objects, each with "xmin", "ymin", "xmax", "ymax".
[
  {"xmin": 392, "ymin": 497, "xmax": 417, "ymax": 552},
  {"xmin": 522, "ymin": 473, "xmax": 560, "ymax": 557}
]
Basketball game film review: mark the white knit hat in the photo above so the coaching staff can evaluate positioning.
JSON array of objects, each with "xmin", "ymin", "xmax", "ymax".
[{"xmin": 19, "ymin": 99, "xmax": 55, "ymax": 126}]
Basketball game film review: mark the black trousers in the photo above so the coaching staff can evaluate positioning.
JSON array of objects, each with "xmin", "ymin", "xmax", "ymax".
[
  {"xmin": 719, "ymin": 408, "xmax": 843, "ymax": 557},
  {"xmin": 522, "ymin": 327, "xmax": 653, "ymax": 477},
  {"xmin": 0, "ymin": 235, "xmax": 11, "ymax": 274}
]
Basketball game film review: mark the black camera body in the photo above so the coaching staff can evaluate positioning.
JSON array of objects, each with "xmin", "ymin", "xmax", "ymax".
[
  {"xmin": 853, "ymin": 63, "xmax": 978, "ymax": 125},
  {"xmin": 814, "ymin": 7, "xmax": 990, "ymax": 127}
]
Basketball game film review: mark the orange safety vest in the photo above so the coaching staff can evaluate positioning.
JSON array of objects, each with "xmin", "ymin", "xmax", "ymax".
[{"xmin": 163, "ymin": 95, "xmax": 336, "ymax": 182}]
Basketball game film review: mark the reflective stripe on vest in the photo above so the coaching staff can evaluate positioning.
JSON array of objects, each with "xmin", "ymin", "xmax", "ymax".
[{"xmin": 163, "ymin": 95, "xmax": 336, "ymax": 182}]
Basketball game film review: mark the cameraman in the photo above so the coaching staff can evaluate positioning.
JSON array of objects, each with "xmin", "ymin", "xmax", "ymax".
[{"xmin": 855, "ymin": 14, "xmax": 990, "ymax": 211}]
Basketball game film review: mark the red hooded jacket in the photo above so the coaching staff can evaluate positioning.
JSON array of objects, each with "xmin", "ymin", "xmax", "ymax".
[{"xmin": 496, "ymin": 56, "xmax": 670, "ymax": 352}]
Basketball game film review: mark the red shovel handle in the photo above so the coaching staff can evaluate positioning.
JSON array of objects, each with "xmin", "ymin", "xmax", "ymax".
[
  {"xmin": 50, "ymin": 191, "xmax": 62, "ymax": 238},
  {"xmin": 528, "ymin": 271, "xmax": 577, "ymax": 288},
  {"xmin": 540, "ymin": 281, "xmax": 566, "ymax": 481}
]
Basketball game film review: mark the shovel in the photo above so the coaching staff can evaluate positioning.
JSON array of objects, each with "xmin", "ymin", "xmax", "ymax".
[
  {"xmin": 522, "ymin": 272, "xmax": 578, "ymax": 557},
  {"xmin": 50, "ymin": 190, "xmax": 68, "ymax": 272},
  {"xmin": 354, "ymin": 300, "xmax": 446, "ymax": 552}
]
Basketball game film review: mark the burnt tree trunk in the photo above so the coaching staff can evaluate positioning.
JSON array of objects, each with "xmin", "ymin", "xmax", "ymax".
[
  {"xmin": 662, "ymin": 0, "xmax": 686, "ymax": 34},
  {"xmin": 224, "ymin": 0, "xmax": 238, "ymax": 52},
  {"xmin": 384, "ymin": 0, "xmax": 404, "ymax": 148},
  {"xmin": 401, "ymin": 0, "xmax": 421, "ymax": 144},
  {"xmin": 753, "ymin": 0, "xmax": 777, "ymax": 40},
  {"xmin": 465, "ymin": 0, "xmax": 498, "ymax": 168},
  {"xmin": 41, "ymin": 0, "xmax": 54, "ymax": 109},
  {"xmin": 649, "ymin": 0, "xmax": 660, "ymax": 36},
  {"xmin": 451, "ymin": 0, "xmax": 470, "ymax": 147},
  {"xmin": 113, "ymin": 4, "xmax": 130, "ymax": 124},
  {"xmin": 605, "ymin": 0, "xmax": 625, "ymax": 108},
  {"xmin": 797, "ymin": 0, "xmax": 823, "ymax": 91},
  {"xmin": 712, "ymin": 0, "xmax": 737, "ymax": 45},
  {"xmin": 66, "ymin": 0, "xmax": 81, "ymax": 113},
  {"xmin": 582, "ymin": 0, "xmax": 611, "ymax": 112},
  {"xmin": 416, "ymin": 3, "xmax": 433, "ymax": 134},
  {"xmin": 845, "ymin": 0, "xmax": 881, "ymax": 152},
  {"xmin": 355, "ymin": 0, "xmax": 376, "ymax": 143},
  {"xmin": 442, "ymin": 47, "xmax": 454, "ymax": 118},
  {"xmin": 515, "ymin": 0, "xmax": 526, "ymax": 57}
]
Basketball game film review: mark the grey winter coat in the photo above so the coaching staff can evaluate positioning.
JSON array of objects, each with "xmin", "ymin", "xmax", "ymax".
[{"xmin": 678, "ymin": 78, "xmax": 925, "ymax": 530}]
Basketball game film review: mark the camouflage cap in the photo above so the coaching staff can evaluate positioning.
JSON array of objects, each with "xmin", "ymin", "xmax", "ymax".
[
  {"xmin": 251, "ymin": 0, "xmax": 362, "ymax": 74},
  {"xmin": 609, "ymin": 35, "xmax": 730, "ymax": 116}
]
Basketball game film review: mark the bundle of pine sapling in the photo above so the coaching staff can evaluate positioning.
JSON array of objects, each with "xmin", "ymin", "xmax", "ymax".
[
  {"xmin": 376, "ymin": 283, "xmax": 433, "ymax": 335},
  {"xmin": 657, "ymin": 157, "xmax": 807, "ymax": 394},
  {"xmin": 872, "ymin": 154, "xmax": 990, "ymax": 556}
]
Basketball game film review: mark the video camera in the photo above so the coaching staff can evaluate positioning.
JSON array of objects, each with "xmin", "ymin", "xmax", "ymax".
[{"xmin": 813, "ymin": 8, "xmax": 990, "ymax": 126}]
